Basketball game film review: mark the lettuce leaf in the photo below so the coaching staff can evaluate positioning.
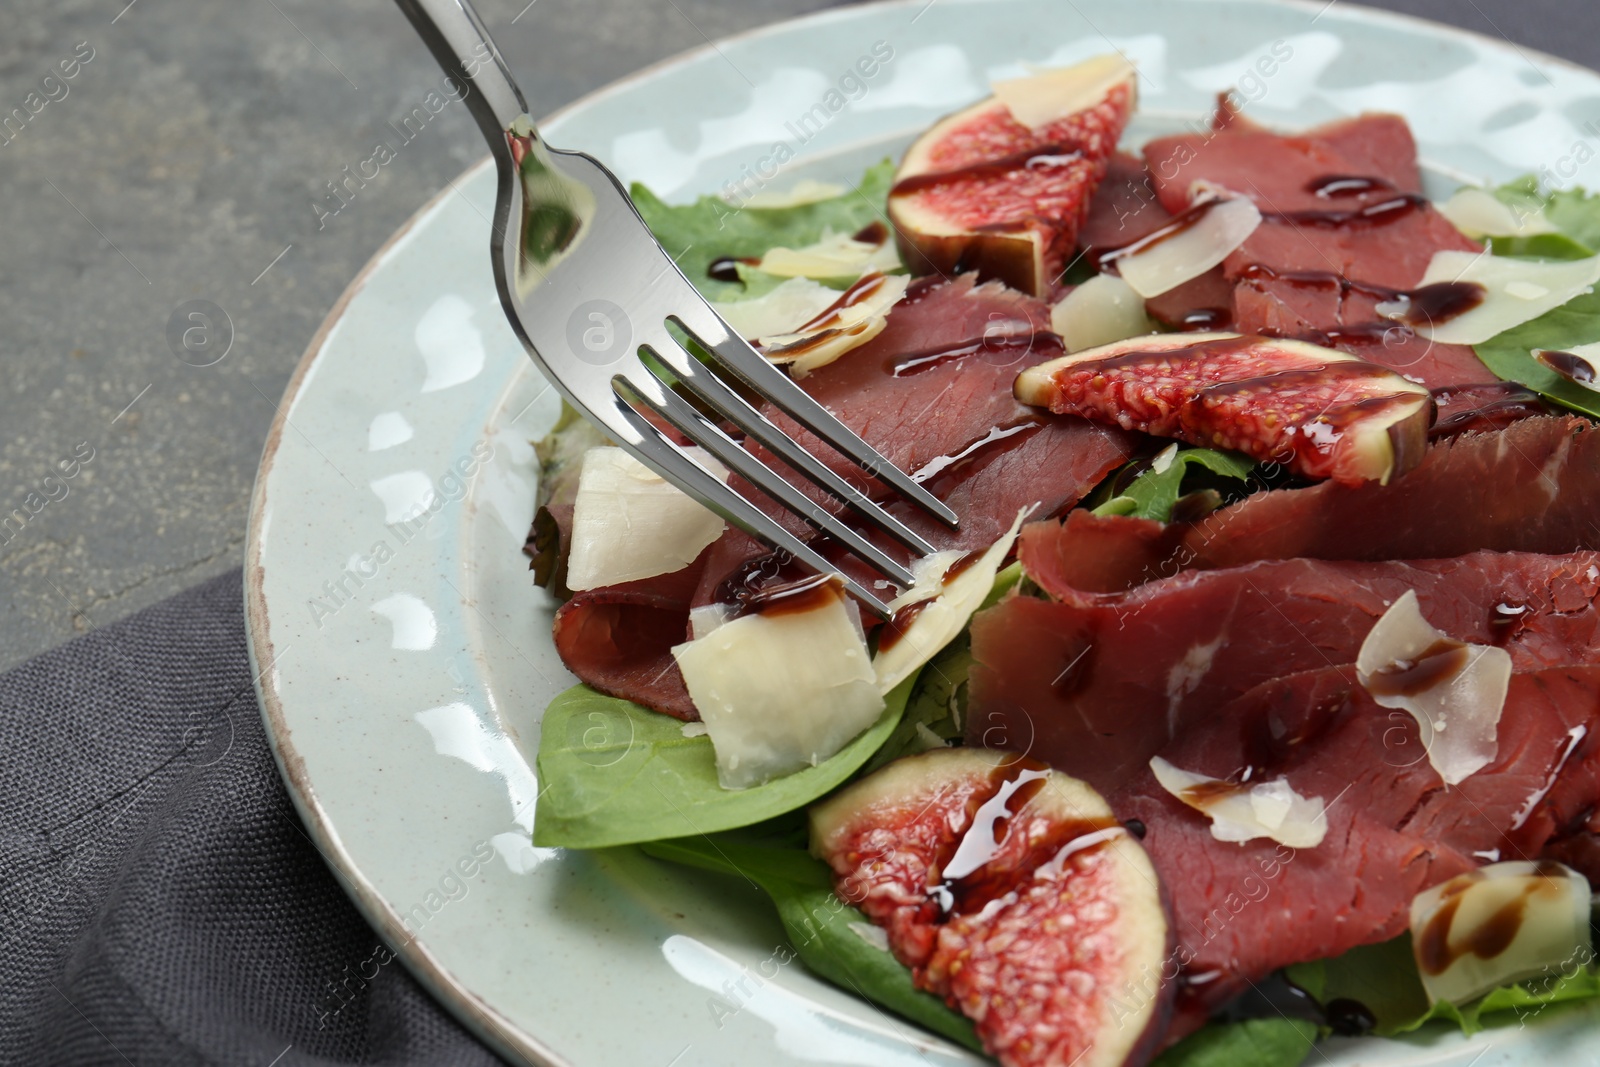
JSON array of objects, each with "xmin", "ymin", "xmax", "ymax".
[
  {"xmin": 630, "ymin": 160, "xmax": 896, "ymax": 302},
  {"xmin": 1473, "ymin": 178, "xmax": 1600, "ymax": 418},
  {"xmin": 1286, "ymin": 932, "xmax": 1600, "ymax": 1037},
  {"xmin": 533, "ymin": 677, "xmax": 912, "ymax": 849}
]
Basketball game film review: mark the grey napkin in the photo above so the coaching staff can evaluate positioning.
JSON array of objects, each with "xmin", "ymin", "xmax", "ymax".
[{"xmin": 0, "ymin": 569, "xmax": 504, "ymax": 1066}]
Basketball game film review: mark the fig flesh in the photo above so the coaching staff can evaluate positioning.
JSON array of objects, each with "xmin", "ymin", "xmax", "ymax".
[
  {"xmin": 810, "ymin": 748, "xmax": 1173, "ymax": 1067},
  {"xmin": 888, "ymin": 56, "xmax": 1137, "ymax": 298},
  {"xmin": 1015, "ymin": 332, "xmax": 1432, "ymax": 486}
]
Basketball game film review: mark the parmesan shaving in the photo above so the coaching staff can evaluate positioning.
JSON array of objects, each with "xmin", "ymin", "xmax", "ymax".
[
  {"xmin": 1439, "ymin": 187, "xmax": 1557, "ymax": 239},
  {"xmin": 1378, "ymin": 251, "xmax": 1600, "ymax": 345},
  {"xmin": 1115, "ymin": 195, "xmax": 1261, "ymax": 299},
  {"xmin": 673, "ymin": 585, "xmax": 884, "ymax": 790},
  {"xmin": 565, "ymin": 447, "xmax": 727, "ymax": 591},
  {"xmin": 1410, "ymin": 861, "xmax": 1591, "ymax": 1006},
  {"xmin": 1149, "ymin": 756, "xmax": 1328, "ymax": 848},
  {"xmin": 1356, "ymin": 590, "xmax": 1511, "ymax": 786},
  {"xmin": 872, "ymin": 507, "xmax": 1030, "ymax": 695},
  {"xmin": 1051, "ymin": 274, "xmax": 1158, "ymax": 353}
]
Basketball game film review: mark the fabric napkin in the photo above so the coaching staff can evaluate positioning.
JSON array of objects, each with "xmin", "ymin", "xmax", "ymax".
[{"xmin": 0, "ymin": 569, "xmax": 505, "ymax": 1066}]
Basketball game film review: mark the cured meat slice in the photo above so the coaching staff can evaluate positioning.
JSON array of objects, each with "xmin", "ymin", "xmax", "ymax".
[
  {"xmin": 551, "ymin": 546, "xmax": 709, "ymax": 719},
  {"xmin": 1144, "ymin": 113, "xmax": 1425, "ymax": 216},
  {"xmin": 1139, "ymin": 111, "xmax": 1492, "ymax": 387},
  {"xmin": 967, "ymin": 551, "xmax": 1600, "ymax": 784},
  {"xmin": 1110, "ymin": 664, "xmax": 1600, "ymax": 1029},
  {"xmin": 1026, "ymin": 416, "xmax": 1600, "ymax": 594},
  {"xmin": 552, "ymin": 276, "xmax": 1137, "ymax": 717}
]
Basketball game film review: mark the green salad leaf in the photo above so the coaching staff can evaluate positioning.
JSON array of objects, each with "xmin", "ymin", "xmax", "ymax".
[
  {"xmin": 1091, "ymin": 446, "xmax": 1257, "ymax": 522},
  {"xmin": 630, "ymin": 160, "xmax": 896, "ymax": 302},
  {"xmin": 1151, "ymin": 1018, "xmax": 1317, "ymax": 1067},
  {"xmin": 863, "ymin": 639, "xmax": 971, "ymax": 774},
  {"xmin": 642, "ymin": 834, "xmax": 983, "ymax": 1052},
  {"xmin": 1286, "ymin": 932, "xmax": 1600, "ymax": 1037},
  {"xmin": 1472, "ymin": 289, "xmax": 1600, "ymax": 419},
  {"xmin": 1491, "ymin": 177, "xmax": 1600, "ymax": 255},
  {"xmin": 1472, "ymin": 178, "xmax": 1600, "ymax": 418},
  {"xmin": 533, "ymin": 677, "xmax": 913, "ymax": 849}
]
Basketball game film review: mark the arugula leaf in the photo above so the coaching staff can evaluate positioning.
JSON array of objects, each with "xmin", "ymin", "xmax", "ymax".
[
  {"xmin": 1091, "ymin": 446, "xmax": 1256, "ymax": 522},
  {"xmin": 1286, "ymin": 933, "xmax": 1600, "ymax": 1037},
  {"xmin": 630, "ymin": 160, "xmax": 896, "ymax": 302},
  {"xmin": 1150, "ymin": 1018, "xmax": 1317, "ymax": 1067},
  {"xmin": 641, "ymin": 834, "xmax": 983, "ymax": 1052},
  {"xmin": 533, "ymin": 678, "xmax": 913, "ymax": 850}
]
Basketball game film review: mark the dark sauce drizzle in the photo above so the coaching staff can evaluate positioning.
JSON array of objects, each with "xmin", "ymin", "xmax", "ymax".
[
  {"xmin": 1308, "ymin": 174, "xmax": 1398, "ymax": 199},
  {"xmin": 910, "ymin": 420, "xmax": 1044, "ymax": 485},
  {"xmin": 707, "ymin": 255, "xmax": 756, "ymax": 284},
  {"xmin": 890, "ymin": 145, "xmax": 1082, "ymax": 197},
  {"xmin": 1364, "ymin": 637, "xmax": 1471, "ymax": 699},
  {"xmin": 932, "ymin": 758, "xmax": 1122, "ymax": 918},
  {"xmin": 1430, "ymin": 382, "xmax": 1551, "ymax": 440},
  {"xmin": 1534, "ymin": 349, "xmax": 1599, "ymax": 388}
]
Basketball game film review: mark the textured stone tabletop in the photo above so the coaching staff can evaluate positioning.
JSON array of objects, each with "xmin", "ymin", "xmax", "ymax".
[{"xmin": 0, "ymin": 0, "xmax": 1595, "ymax": 671}]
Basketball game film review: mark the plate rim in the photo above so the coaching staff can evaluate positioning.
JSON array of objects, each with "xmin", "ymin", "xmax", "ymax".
[{"xmin": 243, "ymin": 2, "xmax": 1600, "ymax": 1064}]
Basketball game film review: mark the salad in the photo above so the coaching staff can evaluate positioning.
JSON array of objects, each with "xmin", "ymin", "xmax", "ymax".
[{"xmin": 527, "ymin": 53, "xmax": 1600, "ymax": 1067}]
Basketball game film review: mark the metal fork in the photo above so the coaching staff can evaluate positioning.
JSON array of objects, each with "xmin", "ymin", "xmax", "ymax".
[{"xmin": 393, "ymin": 0, "xmax": 958, "ymax": 617}]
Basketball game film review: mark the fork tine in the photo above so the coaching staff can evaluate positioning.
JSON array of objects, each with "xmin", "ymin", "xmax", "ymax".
[
  {"xmin": 620, "ymin": 363, "xmax": 919, "ymax": 589},
  {"xmin": 668, "ymin": 307, "xmax": 961, "ymax": 528},
  {"xmin": 649, "ymin": 331, "xmax": 940, "ymax": 557},
  {"xmin": 607, "ymin": 397, "xmax": 899, "ymax": 618}
]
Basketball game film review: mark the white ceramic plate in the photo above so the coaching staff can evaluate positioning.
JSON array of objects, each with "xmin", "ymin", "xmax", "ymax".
[{"xmin": 246, "ymin": 2, "xmax": 1600, "ymax": 1063}]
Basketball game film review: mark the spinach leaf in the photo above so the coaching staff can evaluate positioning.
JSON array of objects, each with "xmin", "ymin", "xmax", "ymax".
[
  {"xmin": 1150, "ymin": 1018, "xmax": 1317, "ymax": 1067},
  {"xmin": 641, "ymin": 834, "xmax": 983, "ymax": 1052},
  {"xmin": 1091, "ymin": 446, "xmax": 1257, "ymax": 522},
  {"xmin": 1286, "ymin": 932, "xmax": 1600, "ymax": 1037},
  {"xmin": 533, "ymin": 677, "xmax": 913, "ymax": 849},
  {"xmin": 1471, "ymin": 179, "xmax": 1600, "ymax": 418},
  {"xmin": 1472, "ymin": 289, "xmax": 1600, "ymax": 419},
  {"xmin": 630, "ymin": 160, "xmax": 896, "ymax": 302}
]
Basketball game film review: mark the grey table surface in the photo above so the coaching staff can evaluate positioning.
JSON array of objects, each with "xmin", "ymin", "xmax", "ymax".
[{"xmin": 0, "ymin": 0, "xmax": 1596, "ymax": 672}]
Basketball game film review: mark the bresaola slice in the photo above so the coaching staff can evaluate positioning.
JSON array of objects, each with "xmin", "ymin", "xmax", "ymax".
[
  {"xmin": 1015, "ymin": 332, "xmax": 1431, "ymax": 485},
  {"xmin": 810, "ymin": 748, "xmax": 1173, "ymax": 1067},
  {"xmin": 1107, "ymin": 664, "xmax": 1600, "ymax": 1034},
  {"xmin": 1025, "ymin": 415, "xmax": 1600, "ymax": 595},
  {"xmin": 968, "ymin": 550, "xmax": 1600, "ymax": 784},
  {"xmin": 890, "ymin": 56, "xmax": 1136, "ymax": 296}
]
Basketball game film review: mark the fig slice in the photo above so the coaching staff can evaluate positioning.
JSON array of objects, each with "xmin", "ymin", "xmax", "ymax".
[
  {"xmin": 1015, "ymin": 331, "xmax": 1432, "ymax": 486},
  {"xmin": 888, "ymin": 56, "xmax": 1137, "ymax": 298},
  {"xmin": 810, "ymin": 748, "xmax": 1173, "ymax": 1067}
]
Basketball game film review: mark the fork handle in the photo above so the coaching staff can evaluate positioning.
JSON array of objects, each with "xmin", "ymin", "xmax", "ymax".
[{"xmin": 392, "ymin": 0, "xmax": 535, "ymax": 151}]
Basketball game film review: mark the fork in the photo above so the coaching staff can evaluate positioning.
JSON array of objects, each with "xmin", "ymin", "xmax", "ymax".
[{"xmin": 393, "ymin": 0, "xmax": 958, "ymax": 617}]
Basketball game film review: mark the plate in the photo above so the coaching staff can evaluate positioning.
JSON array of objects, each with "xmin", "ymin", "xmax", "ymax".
[{"xmin": 245, "ymin": 2, "xmax": 1600, "ymax": 1063}]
